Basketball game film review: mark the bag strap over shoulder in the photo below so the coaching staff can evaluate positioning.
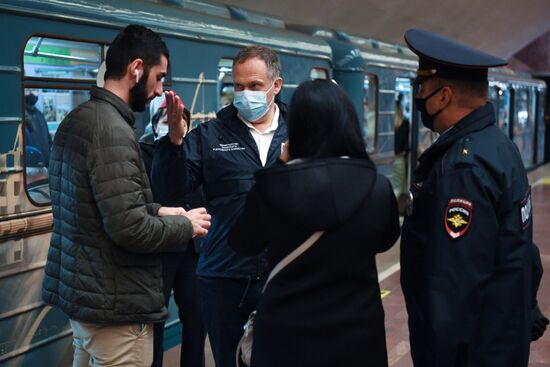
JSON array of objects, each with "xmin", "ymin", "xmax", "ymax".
[{"xmin": 262, "ymin": 231, "xmax": 324, "ymax": 293}]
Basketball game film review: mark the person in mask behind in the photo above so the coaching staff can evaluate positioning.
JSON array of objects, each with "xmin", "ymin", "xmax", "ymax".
[
  {"xmin": 139, "ymin": 102, "xmax": 207, "ymax": 367},
  {"xmin": 152, "ymin": 45, "xmax": 287, "ymax": 367},
  {"xmin": 400, "ymin": 29, "xmax": 547, "ymax": 367},
  {"xmin": 139, "ymin": 100, "xmax": 189, "ymax": 174}
]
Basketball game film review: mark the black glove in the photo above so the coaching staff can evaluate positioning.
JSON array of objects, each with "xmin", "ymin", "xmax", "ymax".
[{"xmin": 531, "ymin": 304, "xmax": 549, "ymax": 341}]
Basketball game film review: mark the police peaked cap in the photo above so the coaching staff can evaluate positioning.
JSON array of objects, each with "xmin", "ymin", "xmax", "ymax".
[{"xmin": 404, "ymin": 29, "xmax": 507, "ymax": 83}]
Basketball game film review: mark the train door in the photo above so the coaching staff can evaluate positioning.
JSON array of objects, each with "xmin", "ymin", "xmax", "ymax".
[
  {"xmin": 393, "ymin": 77, "xmax": 413, "ymax": 204},
  {"xmin": 489, "ymin": 83, "xmax": 511, "ymax": 138},
  {"xmin": 535, "ymin": 88, "xmax": 547, "ymax": 164},
  {"xmin": 512, "ymin": 87, "xmax": 535, "ymax": 169},
  {"xmin": 362, "ymin": 74, "xmax": 378, "ymax": 154},
  {"xmin": 362, "ymin": 69, "xmax": 418, "ymax": 212}
]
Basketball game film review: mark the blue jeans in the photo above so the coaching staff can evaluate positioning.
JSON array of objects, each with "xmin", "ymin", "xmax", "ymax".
[
  {"xmin": 152, "ymin": 250, "xmax": 206, "ymax": 367},
  {"xmin": 197, "ymin": 276, "xmax": 263, "ymax": 367}
]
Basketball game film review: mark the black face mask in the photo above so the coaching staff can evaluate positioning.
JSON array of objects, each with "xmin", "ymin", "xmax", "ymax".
[
  {"xmin": 415, "ymin": 87, "xmax": 443, "ymax": 131},
  {"xmin": 129, "ymin": 69, "xmax": 150, "ymax": 112}
]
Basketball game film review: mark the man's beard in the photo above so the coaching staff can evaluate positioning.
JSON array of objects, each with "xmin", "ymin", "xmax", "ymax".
[{"xmin": 129, "ymin": 69, "xmax": 149, "ymax": 112}]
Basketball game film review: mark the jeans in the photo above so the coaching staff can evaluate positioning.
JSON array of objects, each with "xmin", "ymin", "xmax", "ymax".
[
  {"xmin": 197, "ymin": 276, "xmax": 263, "ymax": 367},
  {"xmin": 152, "ymin": 250, "xmax": 206, "ymax": 367}
]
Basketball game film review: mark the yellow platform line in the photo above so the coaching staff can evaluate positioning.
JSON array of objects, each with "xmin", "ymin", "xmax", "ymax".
[{"xmin": 533, "ymin": 177, "xmax": 550, "ymax": 187}]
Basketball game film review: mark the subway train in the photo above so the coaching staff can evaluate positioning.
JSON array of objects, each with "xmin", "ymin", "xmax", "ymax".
[{"xmin": 0, "ymin": 0, "xmax": 547, "ymax": 365}]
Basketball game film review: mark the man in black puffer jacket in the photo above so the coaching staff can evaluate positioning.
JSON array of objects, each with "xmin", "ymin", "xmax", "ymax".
[{"xmin": 41, "ymin": 25, "xmax": 210, "ymax": 367}]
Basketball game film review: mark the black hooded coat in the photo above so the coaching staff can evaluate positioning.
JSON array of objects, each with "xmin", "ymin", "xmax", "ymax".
[{"xmin": 229, "ymin": 157, "xmax": 400, "ymax": 367}]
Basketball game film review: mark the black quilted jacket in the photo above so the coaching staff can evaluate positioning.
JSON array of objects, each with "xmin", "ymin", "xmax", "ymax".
[{"xmin": 42, "ymin": 87, "xmax": 193, "ymax": 324}]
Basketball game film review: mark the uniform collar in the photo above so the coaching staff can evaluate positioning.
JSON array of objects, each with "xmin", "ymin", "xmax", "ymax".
[
  {"xmin": 416, "ymin": 103, "xmax": 496, "ymax": 176},
  {"xmin": 91, "ymin": 86, "xmax": 135, "ymax": 126}
]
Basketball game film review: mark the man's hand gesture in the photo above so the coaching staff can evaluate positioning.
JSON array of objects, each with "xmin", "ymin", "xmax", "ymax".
[{"xmin": 165, "ymin": 90, "xmax": 187, "ymax": 146}]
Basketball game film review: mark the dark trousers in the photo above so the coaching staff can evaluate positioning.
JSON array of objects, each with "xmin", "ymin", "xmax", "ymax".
[
  {"xmin": 152, "ymin": 250, "xmax": 206, "ymax": 367},
  {"xmin": 197, "ymin": 276, "xmax": 263, "ymax": 367}
]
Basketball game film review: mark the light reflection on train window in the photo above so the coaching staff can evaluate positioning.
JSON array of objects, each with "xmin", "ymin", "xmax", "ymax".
[
  {"xmin": 363, "ymin": 74, "xmax": 378, "ymax": 153},
  {"xmin": 310, "ymin": 67, "xmax": 328, "ymax": 80},
  {"xmin": 24, "ymin": 37, "xmax": 102, "ymax": 80},
  {"xmin": 23, "ymin": 88, "xmax": 90, "ymax": 204}
]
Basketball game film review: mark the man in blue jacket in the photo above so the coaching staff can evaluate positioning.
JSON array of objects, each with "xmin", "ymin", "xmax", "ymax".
[{"xmin": 152, "ymin": 45, "xmax": 287, "ymax": 367}]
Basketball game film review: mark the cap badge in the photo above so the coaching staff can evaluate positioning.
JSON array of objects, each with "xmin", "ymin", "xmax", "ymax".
[{"xmin": 417, "ymin": 68, "xmax": 437, "ymax": 76}]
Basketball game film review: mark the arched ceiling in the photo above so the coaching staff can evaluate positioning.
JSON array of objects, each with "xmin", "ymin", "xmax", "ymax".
[{"xmin": 218, "ymin": 0, "xmax": 550, "ymax": 62}]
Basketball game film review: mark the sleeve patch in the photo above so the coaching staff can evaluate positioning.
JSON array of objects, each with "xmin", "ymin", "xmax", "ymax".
[
  {"xmin": 445, "ymin": 198, "xmax": 473, "ymax": 239},
  {"xmin": 520, "ymin": 187, "xmax": 532, "ymax": 230}
]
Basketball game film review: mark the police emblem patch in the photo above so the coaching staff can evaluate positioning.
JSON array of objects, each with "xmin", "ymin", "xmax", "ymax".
[{"xmin": 444, "ymin": 198, "xmax": 473, "ymax": 239}]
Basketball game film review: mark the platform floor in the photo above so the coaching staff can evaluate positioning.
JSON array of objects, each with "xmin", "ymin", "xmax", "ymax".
[{"xmin": 164, "ymin": 163, "xmax": 550, "ymax": 367}]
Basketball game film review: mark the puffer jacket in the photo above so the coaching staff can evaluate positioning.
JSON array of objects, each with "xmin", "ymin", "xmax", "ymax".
[{"xmin": 42, "ymin": 87, "xmax": 193, "ymax": 324}]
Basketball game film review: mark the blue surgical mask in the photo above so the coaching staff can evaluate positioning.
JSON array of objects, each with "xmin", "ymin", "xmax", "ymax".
[
  {"xmin": 233, "ymin": 82, "xmax": 275, "ymax": 122},
  {"xmin": 155, "ymin": 123, "xmax": 169, "ymax": 141}
]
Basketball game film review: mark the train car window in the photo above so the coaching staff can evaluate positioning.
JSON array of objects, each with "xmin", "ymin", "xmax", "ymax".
[
  {"xmin": 512, "ymin": 88, "xmax": 534, "ymax": 167},
  {"xmin": 24, "ymin": 37, "xmax": 102, "ymax": 80},
  {"xmin": 363, "ymin": 74, "xmax": 378, "ymax": 153},
  {"xmin": 489, "ymin": 85, "xmax": 511, "ymax": 137},
  {"xmin": 218, "ymin": 58, "xmax": 234, "ymax": 110},
  {"xmin": 310, "ymin": 68, "xmax": 328, "ymax": 80},
  {"xmin": 23, "ymin": 88, "xmax": 90, "ymax": 204}
]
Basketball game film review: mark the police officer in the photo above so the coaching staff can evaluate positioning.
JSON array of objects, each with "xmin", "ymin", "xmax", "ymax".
[{"xmin": 400, "ymin": 29, "xmax": 547, "ymax": 367}]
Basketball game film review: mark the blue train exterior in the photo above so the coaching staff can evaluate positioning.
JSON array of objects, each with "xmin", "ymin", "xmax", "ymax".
[
  {"xmin": 290, "ymin": 27, "xmax": 547, "ymax": 201},
  {"xmin": 0, "ymin": 1, "xmax": 547, "ymax": 366}
]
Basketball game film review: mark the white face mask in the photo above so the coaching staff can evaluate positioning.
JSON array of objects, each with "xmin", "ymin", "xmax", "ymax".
[
  {"xmin": 155, "ymin": 122, "xmax": 169, "ymax": 140},
  {"xmin": 233, "ymin": 82, "xmax": 275, "ymax": 122}
]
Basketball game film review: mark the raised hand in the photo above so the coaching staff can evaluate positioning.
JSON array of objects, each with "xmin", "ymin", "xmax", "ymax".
[{"xmin": 165, "ymin": 90, "xmax": 187, "ymax": 145}]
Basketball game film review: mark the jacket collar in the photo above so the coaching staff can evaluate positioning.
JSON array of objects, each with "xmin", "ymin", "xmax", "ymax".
[
  {"xmin": 91, "ymin": 86, "xmax": 135, "ymax": 126},
  {"xmin": 217, "ymin": 100, "xmax": 288, "ymax": 165},
  {"xmin": 416, "ymin": 103, "xmax": 496, "ymax": 177}
]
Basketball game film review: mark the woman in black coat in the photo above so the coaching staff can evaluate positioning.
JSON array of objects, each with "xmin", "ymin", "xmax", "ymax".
[{"xmin": 229, "ymin": 80, "xmax": 400, "ymax": 367}]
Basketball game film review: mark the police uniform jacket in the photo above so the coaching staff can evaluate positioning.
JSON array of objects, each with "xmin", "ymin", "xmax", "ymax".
[
  {"xmin": 229, "ymin": 157, "xmax": 400, "ymax": 367},
  {"xmin": 152, "ymin": 103, "xmax": 287, "ymax": 279},
  {"xmin": 401, "ymin": 103, "xmax": 534, "ymax": 367}
]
